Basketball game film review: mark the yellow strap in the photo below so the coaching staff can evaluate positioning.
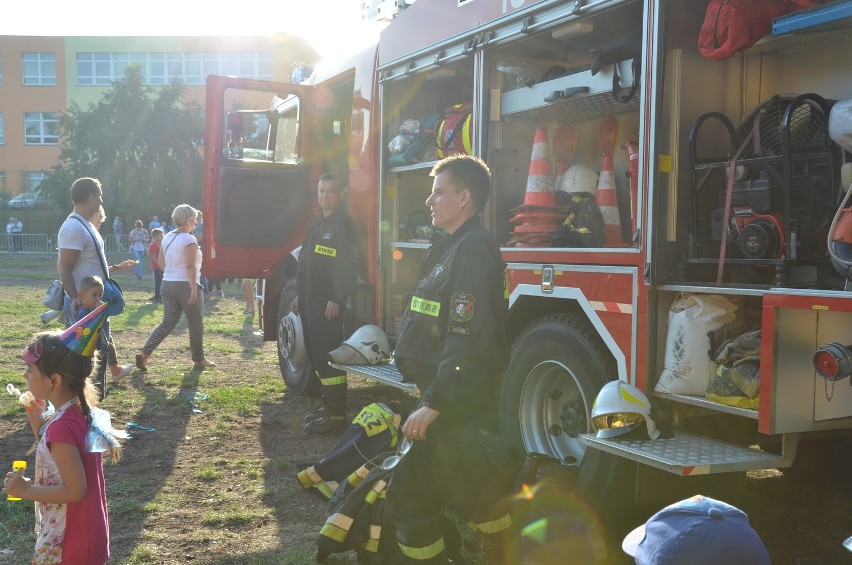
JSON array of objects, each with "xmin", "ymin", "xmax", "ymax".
[
  {"xmin": 398, "ymin": 537, "xmax": 445, "ymax": 560},
  {"xmin": 314, "ymin": 244, "xmax": 337, "ymax": 257},
  {"xmin": 410, "ymin": 296, "xmax": 441, "ymax": 317}
]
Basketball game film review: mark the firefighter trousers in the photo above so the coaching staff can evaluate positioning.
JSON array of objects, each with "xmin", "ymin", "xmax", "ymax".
[
  {"xmin": 302, "ymin": 298, "xmax": 347, "ymax": 413},
  {"xmin": 385, "ymin": 414, "xmax": 516, "ymax": 563}
]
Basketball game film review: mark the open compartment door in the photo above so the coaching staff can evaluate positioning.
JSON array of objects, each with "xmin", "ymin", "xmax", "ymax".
[{"xmin": 203, "ymin": 75, "xmax": 316, "ymax": 278}]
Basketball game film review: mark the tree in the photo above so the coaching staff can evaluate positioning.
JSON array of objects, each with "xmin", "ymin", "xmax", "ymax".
[{"xmin": 41, "ymin": 66, "xmax": 205, "ymax": 223}]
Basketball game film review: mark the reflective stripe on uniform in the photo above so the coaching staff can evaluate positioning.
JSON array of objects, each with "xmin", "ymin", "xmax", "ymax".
[
  {"xmin": 320, "ymin": 512, "xmax": 355, "ymax": 542},
  {"xmin": 398, "ymin": 537, "xmax": 445, "ymax": 560},
  {"xmin": 297, "ymin": 466, "xmax": 323, "ymax": 489},
  {"xmin": 468, "ymin": 512, "xmax": 512, "ymax": 534},
  {"xmin": 321, "ymin": 375, "xmax": 348, "ymax": 386},
  {"xmin": 315, "ymin": 481, "xmax": 336, "ymax": 499},
  {"xmin": 364, "ymin": 478, "xmax": 388, "ymax": 505},
  {"xmin": 361, "ymin": 524, "xmax": 381, "ymax": 553}
]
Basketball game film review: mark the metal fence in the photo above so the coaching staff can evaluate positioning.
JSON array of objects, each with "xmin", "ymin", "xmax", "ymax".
[{"xmin": 0, "ymin": 234, "xmax": 132, "ymax": 255}]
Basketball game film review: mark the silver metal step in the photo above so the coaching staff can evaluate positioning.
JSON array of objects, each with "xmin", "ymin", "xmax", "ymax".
[
  {"xmin": 579, "ymin": 430, "xmax": 792, "ymax": 476},
  {"xmin": 330, "ymin": 361, "xmax": 419, "ymax": 394}
]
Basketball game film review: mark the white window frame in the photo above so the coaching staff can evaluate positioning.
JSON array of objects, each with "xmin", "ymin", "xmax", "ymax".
[
  {"xmin": 24, "ymin": 112, "xmax": 59, "ymax": 145},
  {"xmin": 25, "ymin": 172, "xmax": 47, "ymax": 193},
  {"xmin": 0, "ymin": 113, "xmax": 4, "ymax": 145},
  {"xmin": 22, "ymin": 52, "xmax": 56, "ymax": 86},
  {"xmin": 76, "ymin": 51, "xmax": 275, "ymax": 86}
]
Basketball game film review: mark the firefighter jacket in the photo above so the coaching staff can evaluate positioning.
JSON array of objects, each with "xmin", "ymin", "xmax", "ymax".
[
  {"xmin": 394, "ymin": 214, "xmax": 509, "ymax": 415},
  {"xmin": 296, "ymin": 206, "xmax": 360, "ymax": 307}
]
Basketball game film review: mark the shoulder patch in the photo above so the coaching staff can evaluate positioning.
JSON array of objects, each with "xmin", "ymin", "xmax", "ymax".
[
  {"xmin": 449, "ymin": 293, "xmax": 475, "ymax": 323},
  {"xmin": 431, "ymin": 264, "xmax": 447, "ymax": 281}
]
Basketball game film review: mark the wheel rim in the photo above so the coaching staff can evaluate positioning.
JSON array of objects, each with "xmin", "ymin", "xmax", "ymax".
[
  {"xmin": 518, "ymin": 359, "xmax": 591, "ymax": 468},
  {"xmin": 278, "ymin": 311, "xmax": 306, "ymax": 374}
]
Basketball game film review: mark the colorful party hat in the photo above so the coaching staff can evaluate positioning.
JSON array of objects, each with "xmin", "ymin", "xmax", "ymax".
[{"xmin": 60, "ymin": 302, "xmax": 108, "ymax": 357}]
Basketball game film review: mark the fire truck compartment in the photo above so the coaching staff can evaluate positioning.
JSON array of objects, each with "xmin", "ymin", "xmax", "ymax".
[{"xmin": 579, "ymin": 431, "xmax": 791, "ymax": 476}]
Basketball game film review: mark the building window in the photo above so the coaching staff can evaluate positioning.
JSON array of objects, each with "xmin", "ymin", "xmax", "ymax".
[
  {"xmin": 0, "ymin": 172, "xmax": 6, "ymax": 193},
  {"xmin": 25, "ymin": 172, "xmax": 47, "ymax": 192},
  {"xmin": 0, "ymin": 113, "xmax": 4, "ymax": 145},
  {"xmin": 22, "ymin": 52, "xmax": 57, "ymax": 86},
  {"xmin": 24, "ymin": 112, "xmax": 59, "ymax": 145},
  {"xmin": 76, "ymin": 51, "xmax": 275, "ymax": 86},
  {"xmin": 0, "ymin": 54, "xmax": 4, "ymax": 85}
]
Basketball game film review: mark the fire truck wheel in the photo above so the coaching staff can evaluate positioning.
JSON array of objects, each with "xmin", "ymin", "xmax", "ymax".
[
  {"xmin": 276, "ymin": 277, "xmax": 313, "ymax": 395},
  {"xmin": 499, "ymin": 313, "xmax": 631, "ymax": 508}
]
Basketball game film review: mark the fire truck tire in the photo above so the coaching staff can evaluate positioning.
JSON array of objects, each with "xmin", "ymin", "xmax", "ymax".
[
  {"xmin": 276, "ymin": 277, "xmax": 313, "ymax": 395},
  {"xmin": 499, "ymin": 313, "xmax": 631, "ymax": 508}
]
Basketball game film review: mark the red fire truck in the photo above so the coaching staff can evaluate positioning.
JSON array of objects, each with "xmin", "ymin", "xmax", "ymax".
[{"xmin": 203, "ymin": 0, "xmax": 852, "ymax": 505}]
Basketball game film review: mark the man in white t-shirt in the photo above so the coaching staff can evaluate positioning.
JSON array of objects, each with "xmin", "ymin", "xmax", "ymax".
[{"xmin": 58, "ymin": 177, "xmax": 134, "ymax": 391}]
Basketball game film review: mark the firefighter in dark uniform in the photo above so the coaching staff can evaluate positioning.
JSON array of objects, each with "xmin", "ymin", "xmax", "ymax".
[
  {"xmin": 387, "ymin": 155, "xmax": 515, "ymax": 563},
  {"xmin": 294, "ymin": 172, "xmax": 360, "ymax": 434}
]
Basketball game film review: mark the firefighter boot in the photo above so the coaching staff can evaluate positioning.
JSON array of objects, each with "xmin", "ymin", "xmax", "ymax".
[{"xmin": 304, "ymin": 386, "xmax": 347, "ymax": 435}]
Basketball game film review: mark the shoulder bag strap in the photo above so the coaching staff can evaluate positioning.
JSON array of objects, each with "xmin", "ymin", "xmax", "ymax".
[{"xmin": 72, "ymin": 215, "xmax": 110, "ymax": 280}]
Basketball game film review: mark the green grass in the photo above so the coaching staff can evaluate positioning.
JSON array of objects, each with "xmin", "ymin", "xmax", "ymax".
[{"xmin": 0, "ymin": 254, "xmax": 375, "ymax": 564}]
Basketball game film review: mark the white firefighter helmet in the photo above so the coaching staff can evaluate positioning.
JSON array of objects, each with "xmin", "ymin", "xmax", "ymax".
[
  {"xmin": 558, "ymin": 164, "xmax": 599, "ymax": 195},
  {"xmin": 329, "ymin": 325, "xmax": 391, "ymax": 365},
  {"xmin": 590, "ymin": 380, "xmax": 660, "ymax": 440}
]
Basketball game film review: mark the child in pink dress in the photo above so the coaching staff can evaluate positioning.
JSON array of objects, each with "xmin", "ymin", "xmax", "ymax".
[{"xmin": 3, "ymin": 304, "xmax": 124, "ymax": 565}]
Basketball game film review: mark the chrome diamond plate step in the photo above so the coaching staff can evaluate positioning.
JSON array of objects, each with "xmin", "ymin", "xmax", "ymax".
[
  {"xmin": 579, "ymin": 430, "xmax": 792, "ymax": 476},
  {"xmin": 330, "ymin": 362, "xmax": 419, "ymax": 393}
]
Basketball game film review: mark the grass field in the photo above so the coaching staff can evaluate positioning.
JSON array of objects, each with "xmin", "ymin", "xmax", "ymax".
[{"xmin": 0, "ymin": 253, "xmax": 414, "ymax": 564}]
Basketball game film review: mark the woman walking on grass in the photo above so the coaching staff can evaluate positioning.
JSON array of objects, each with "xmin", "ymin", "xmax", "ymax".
[{"xmin": 135, "ymin": 204, "xmax": 215, "ymax": 372}]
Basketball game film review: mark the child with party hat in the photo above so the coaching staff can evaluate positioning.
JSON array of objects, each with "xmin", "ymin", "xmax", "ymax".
[{"xmin": 2, "ymin": 302, "xmax": 126, "ymax": 565}]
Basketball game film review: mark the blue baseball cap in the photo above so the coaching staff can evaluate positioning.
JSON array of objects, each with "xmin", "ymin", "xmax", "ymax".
[{"xmin": 622, "ymin": 495, "xmax": 771, "ymax": 565}]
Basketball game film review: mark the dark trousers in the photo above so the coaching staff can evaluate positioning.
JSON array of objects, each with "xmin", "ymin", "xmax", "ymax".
[
  {"xmin": 153, "ymin": 269, "xmax": 163, "ymax": 299},
  {"xmin": 386, "ymin": 412, "xmax": 515, "ymax": 562},
  {"xmin": 302, "ymin": 298, "xmax": 346, "ymax": 411}
]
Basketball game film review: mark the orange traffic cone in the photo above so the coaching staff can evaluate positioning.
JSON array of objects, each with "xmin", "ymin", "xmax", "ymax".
[
  {"xmin": 595, "ymin": 153, "xmax": 623, "ymax": 246},
  {"xmin": 522, "ymin": 127, "xmax": 556, "ymax": 207}
]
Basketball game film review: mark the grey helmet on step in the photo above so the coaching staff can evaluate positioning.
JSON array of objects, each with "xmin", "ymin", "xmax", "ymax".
[{"xmin": 329, "ymin": 325, "xmax": 391, "ymax": 365}]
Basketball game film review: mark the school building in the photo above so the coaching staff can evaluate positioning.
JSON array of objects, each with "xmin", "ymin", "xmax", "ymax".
[{"xmin": 0, "ymin": 35, "xmax": 317, "ymax": 198}]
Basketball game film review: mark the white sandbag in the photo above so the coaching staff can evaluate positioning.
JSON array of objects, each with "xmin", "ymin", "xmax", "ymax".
[{"xmin": 656, "ymin": 294, "xmax": 738, "ymax": 395}]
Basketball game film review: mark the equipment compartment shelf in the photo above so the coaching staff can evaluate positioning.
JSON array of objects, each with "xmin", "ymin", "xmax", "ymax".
[
  {"xmin": 500, "ymin": 64, "xmax": 639, "ymax": 123},
  {"xmin": 388, "ymin": 160, "xmax": 439, "ymax": 174}
]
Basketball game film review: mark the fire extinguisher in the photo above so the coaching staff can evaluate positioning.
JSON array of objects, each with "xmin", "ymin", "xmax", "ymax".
[{"xmin": 622, "ymin": 141, "xmax": 639, "ymax": 237}]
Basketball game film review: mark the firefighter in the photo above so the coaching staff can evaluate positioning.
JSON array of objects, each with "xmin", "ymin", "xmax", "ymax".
[
  {"xmin": 386, "ymin": 155, "xmax": 516, "ymax": 563},
  {"xmin": 294, "ymin": 172, "xmax": 360, "ymax": 434}
]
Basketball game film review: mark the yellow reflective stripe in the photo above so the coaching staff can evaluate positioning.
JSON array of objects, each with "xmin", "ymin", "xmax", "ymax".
[
  {"xmin": 365, "ymin": 479, "xmax": 388, "ymax": 505},
  {"xmin": 296, "ymin": 469, "xmax": 313, "ymax": 489},
  {"xmin": 468, "ymin": 513, "xmax": 512, "ymax": 534},
  {"xmin": 315, "ymin": 481, "xmax": 335, "ymax": 499},
  {"xmin": 363, "ymin": 538, "xmax": 379, "ymax": 553},
  {"xmin": 297, "ymin": 466, "xmax": 323, "ymax": 489},
  {"xmin": 410, "ymin": 296, "xmax": 441, "ymax": 317},
  {"xmin": 314, "ymin": 244, "xmax": 337, "ymax": 257},
  {"xmin": 398, "ymin": 537, "xmax": 445, "ymax": 560},
  {"xmin": 320, "ymin": 376, "xmax": 348, "ymax": 386},
  {"xmin": 320, "ymin": 512, "xmax": 354, "ymax": 542}
]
